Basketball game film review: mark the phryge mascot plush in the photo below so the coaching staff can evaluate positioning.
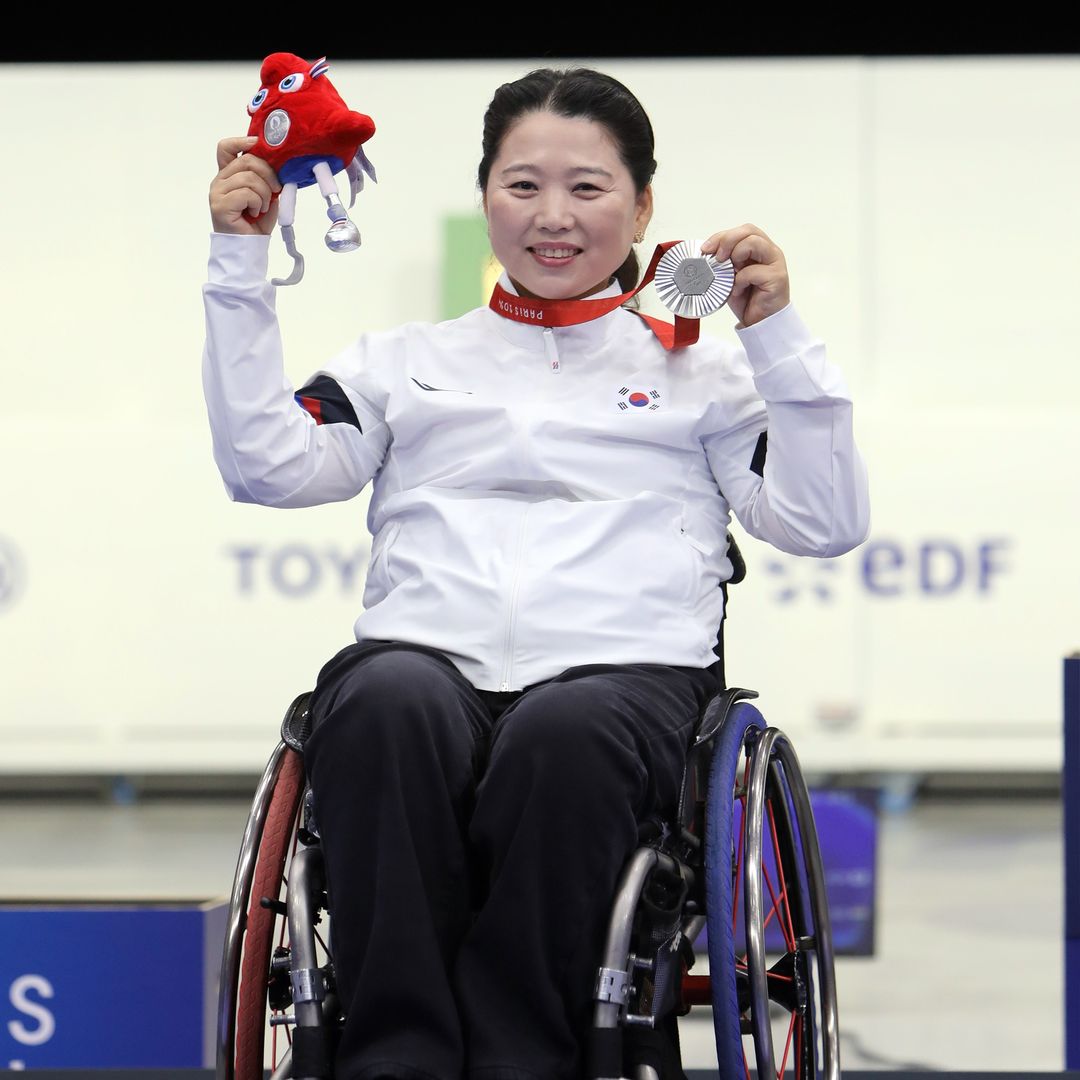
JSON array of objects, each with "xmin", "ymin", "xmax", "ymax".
[{"xmin": 244, "ymin": 53, "xmax": 376, "ymax": 285}]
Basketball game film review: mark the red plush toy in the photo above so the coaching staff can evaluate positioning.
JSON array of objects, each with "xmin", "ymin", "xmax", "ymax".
[{"xmin": 244, "ymin": 53, "xmax": 377, "ymax": 286}]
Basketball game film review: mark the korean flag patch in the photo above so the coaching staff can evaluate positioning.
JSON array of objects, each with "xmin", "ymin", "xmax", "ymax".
[{"xmin": 617, "ymin": 386, "xmax": 662, "ymax": 411}]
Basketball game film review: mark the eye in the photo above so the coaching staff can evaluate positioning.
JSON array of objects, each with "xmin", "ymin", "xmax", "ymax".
[
  {"xmin": 279, "ymin": 73, "xmax": 305, "ymax": 93},
  {"xmin": 509, "ymin": 180, "xmax": 537, "ymax": 191},
  {"xmin": 247, "ymin": 87, "xmax": 268, "ymax": 114},
  {"xmin": 573, "ymin": 182, "xmax": 602, "ymax": 194}
]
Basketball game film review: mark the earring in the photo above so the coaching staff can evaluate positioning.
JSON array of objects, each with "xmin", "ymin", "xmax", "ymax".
[{"xmin": 633, "ymin": 230, "xmax": 645, "ymax": 244}]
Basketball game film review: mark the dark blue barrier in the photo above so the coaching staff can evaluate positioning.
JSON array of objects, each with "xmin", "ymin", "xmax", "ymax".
[
  {"xmin": 1066, "ymin": 655, "xmax": 1080, "ymax": 1069},
  {"xmin": 696, "ymin": 786, "xmax": 878, "ymax": 958},
  {"xmin": 0, "ymin": 900, "xmax": 226, "ymax": 1069}
]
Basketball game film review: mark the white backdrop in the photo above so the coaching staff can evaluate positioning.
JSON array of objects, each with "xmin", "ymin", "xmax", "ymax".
[{"xmin": 1, "ymin": 56, "xmax": 1077, "ymax": 773}]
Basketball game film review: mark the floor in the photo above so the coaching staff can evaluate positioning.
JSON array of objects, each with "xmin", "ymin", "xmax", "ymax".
[{"xmin": 0, "ymin": 784, "xmax": 1066, "ymax": 1073}]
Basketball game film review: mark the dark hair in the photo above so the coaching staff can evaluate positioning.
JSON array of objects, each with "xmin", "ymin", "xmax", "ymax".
[{"xmin": 477, "ymin": 67, "xmax": 657, "ymax": 295}]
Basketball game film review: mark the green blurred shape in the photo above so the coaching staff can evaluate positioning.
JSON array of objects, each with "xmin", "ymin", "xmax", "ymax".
[{"xmin": 442, "ymin": 214, "xmax": 500, "ymax": 320}]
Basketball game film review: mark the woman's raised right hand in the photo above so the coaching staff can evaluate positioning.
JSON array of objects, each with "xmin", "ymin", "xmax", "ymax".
[{"xmin": 209, "ymin": 136, "xmax": 282, "ymax": 235}]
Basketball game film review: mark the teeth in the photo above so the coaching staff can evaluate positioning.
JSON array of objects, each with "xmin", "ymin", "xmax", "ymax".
[{"xmin": 532, "ymin": 248, "xmax": 578, "ymax": 258}]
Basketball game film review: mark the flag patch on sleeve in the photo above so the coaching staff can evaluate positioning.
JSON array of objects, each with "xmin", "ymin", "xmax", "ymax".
[{"xmin": 295, "ymin": 375, "xmax": 363, "ymax": 431}]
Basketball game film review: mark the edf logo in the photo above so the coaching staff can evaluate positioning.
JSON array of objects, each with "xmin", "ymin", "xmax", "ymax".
[
  {"xmin": 765, "ymin": 537, "xmax": 1011, "ymax": 604},
  {"xmin": 861, "ymin": 537, "xmax": 1009, "ymax": 597}
]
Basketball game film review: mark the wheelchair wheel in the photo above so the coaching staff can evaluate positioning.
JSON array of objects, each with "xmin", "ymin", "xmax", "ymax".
[
  {"xmin": 704, "ymin": 700, "xmax": 840, "ymax": 1080},
  {"xmin": 217, "ymin": 733, "xmax": 307, "ymax": 1080}
]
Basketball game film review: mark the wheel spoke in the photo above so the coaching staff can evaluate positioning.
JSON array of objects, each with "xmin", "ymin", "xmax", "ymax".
[
  {"xmin": 777, "ymin": 1008, "xmax": 797, "ymax": 1079},
  {"xmin": 766, "ymin": 799, "xmax": 798, "ymax": 949},
  {"xmin": 761, "ymin": 861, "xmax": 794, "ymax": 950}
]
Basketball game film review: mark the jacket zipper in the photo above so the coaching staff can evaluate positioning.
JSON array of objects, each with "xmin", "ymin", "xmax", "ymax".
[
  {"xmin": 499, "ymin": 329, "xmax": 552, "ymax": 689},
  {"xmin": 543, "ymin": 327, "xmax": 560, "ymax": 373},
  {"xmin": 500, "ymin": 504, "xmax": 531, "ymax": 691}
]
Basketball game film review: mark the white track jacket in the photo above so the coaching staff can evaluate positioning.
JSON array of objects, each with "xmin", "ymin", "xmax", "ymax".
[{"xmin": 202, "ymin": 233, "xmax": 870, "ymax": 691}]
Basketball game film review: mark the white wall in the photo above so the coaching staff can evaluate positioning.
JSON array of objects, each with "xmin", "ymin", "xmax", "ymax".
[{"xmin": 1, "ymin": 56, "xmax": 1077, "ymax": 773}]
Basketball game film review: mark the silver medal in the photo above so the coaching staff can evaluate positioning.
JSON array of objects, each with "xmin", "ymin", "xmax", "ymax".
[{"xmin": 654, "ymin": 239, "xmax": 735, "ymax": 318}]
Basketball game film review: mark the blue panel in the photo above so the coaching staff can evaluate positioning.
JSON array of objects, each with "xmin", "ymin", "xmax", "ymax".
[
  {"xmin": 807, "ymin": 788, "xmax": 878, "ymax": 955},
  {"xmin": 697, "ymin": 786, "xmax": 878, "ymax": 958},
  {"xmin": 1068, "ymin": 937, "xmax": 1080, "ymax": 1070},
  {"xmin": 1065, "ymin": 657, "xmax": 1080, "ymax": 1068},
  {"xmin": 0, "ymin": 907, "xmax": 205, "ymax": 1068}
]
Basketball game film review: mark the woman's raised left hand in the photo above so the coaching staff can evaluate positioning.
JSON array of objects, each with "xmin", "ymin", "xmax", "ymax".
[{"xmin": 700, "ymin": 225, "xmax": 790, "ymax": 328}]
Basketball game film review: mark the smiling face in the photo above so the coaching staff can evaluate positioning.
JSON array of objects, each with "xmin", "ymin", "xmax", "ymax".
[{"xmin": 483, "ymin": 110, "xmax": 653, "ymax": 302}]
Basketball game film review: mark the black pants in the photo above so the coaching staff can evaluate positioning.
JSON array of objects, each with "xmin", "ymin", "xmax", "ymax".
[{"xmin": 303, "ymin": 639, "xmax": 718, "ymax": 1080}]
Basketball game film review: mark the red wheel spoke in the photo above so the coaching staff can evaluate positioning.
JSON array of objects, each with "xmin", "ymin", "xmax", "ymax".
[
  {"xmin": 766, "ymin": 970, "xmax": 793, "ymax": 984},
  {"xmin": 766, "ymin": 800, "xmax": 797, "ymax": 948},
  {"xmin": 761, "ymin": 861, "xmax": 794, "ymax": 950},
  {"xmin": 777, "ymin": 1008, "xmax": 797, "ymax": 1078},
  {"xmin": 761, "ymin": 889, "xmax": 779, "ymax": 935}
]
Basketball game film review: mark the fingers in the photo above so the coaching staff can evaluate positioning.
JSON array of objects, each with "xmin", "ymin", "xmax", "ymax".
[
  {"xmin": 210, "ymin": 136, "xmax": 283, "ymax": 234},
  {"xmin": 728, "ymin": 262, "xmax": 785, "ymax": 302},
  {"xmin": 700, "ymin": 224, "xmax": 790, "ymax": 326},
  {"xmin": 215, "ymin": 172, "xmax": 276, "ymax": 218},
  {"xmin": 700, "ymin": 224, "xmax": 778, "ymax": 267},
  {"xmin": 214, "ymin": 138, "xmax": 281, "ymax": 190},
  {"xmin": 216, "ymin": 134, "xmax": 258, "ymax": 170}
]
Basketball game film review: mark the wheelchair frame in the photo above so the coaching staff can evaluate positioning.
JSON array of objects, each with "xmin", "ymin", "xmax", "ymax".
[{"xmin": 216, "ymin": 684, "xmax": 840, "ymax": 1080}]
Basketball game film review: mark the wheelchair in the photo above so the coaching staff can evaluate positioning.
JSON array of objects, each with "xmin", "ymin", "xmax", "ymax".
[
  {"xmin": 215, "ymin": 538, "xmax": 841, "ymax": 1080},
  {"xmin": 215, "ymin": 682, "xmax": 840, "ymax": 1080}
]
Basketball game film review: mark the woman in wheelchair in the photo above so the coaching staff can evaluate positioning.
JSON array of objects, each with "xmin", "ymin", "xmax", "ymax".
[{"xmin": 204, "ymin": 66, "xmax": 870, "ymax": 1080}]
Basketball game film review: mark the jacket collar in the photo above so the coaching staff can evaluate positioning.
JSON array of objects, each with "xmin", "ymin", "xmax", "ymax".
[{"xmin": 484, "ymin": 272, "xmax": 629, "ymax": 352}]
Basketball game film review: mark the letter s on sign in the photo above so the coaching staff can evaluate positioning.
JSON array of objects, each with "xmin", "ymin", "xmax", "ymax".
[{"xmin": 8, "ymin": 976, "xmax": 55, "ymax": 1046}]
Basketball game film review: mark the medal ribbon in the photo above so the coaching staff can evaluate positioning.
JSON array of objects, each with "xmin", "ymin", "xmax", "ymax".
[{"xmin": 488, "ymin": 241, "xmax": 701, "ymax": 350}]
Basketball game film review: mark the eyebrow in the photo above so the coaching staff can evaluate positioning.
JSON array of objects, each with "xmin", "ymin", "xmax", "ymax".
[{"xmin": 499, "ymin": 164, "xmax": 615, "ymax": 180}]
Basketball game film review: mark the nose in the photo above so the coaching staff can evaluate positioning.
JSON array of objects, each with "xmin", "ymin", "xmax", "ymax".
[{"xmin": 534, "ymin": 188, "xmax": 574, "ymax": 232}]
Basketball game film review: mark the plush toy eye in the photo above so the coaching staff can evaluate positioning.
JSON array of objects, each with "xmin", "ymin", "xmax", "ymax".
[
  {"xmin": 247, "ymin": 88, "xmax": 268, "ymax": 114},
  {"xmin": 279, "ymin": 73, "xmax": 305, "ymax": 93}
]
